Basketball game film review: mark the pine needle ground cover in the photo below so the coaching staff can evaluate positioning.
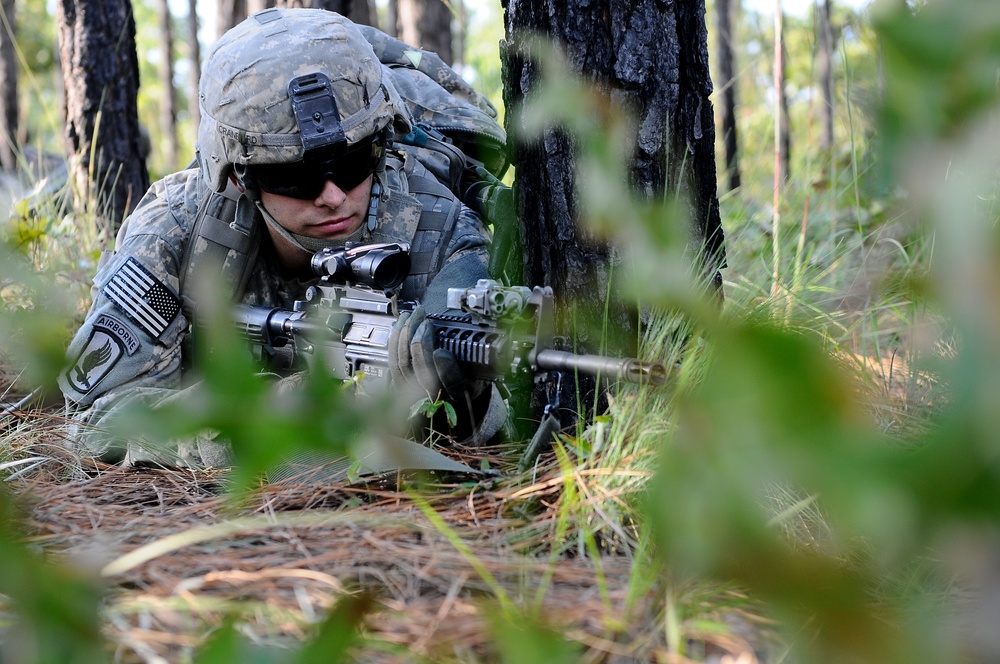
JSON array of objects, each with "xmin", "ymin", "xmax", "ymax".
[
  {"xmin": 1, "ymin": 399, "xmax": 767, "ymax": 663},
  {"xmin": 5, "ymin": 1, "xmax": 1000, "ymax": 662}
]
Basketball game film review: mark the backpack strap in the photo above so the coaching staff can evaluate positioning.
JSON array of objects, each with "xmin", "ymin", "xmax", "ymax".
[
  {"xmin": 404, "ymin": 165, "xmax": 462, "ymax": 279},
  {"xmin": 179, "ymin": 178, "xmax": 261, "ymax": 314}
]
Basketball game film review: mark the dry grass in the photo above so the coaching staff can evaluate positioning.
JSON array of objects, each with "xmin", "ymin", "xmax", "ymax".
[{"xmin": 1, "ymin": 374, "xmax": 770, "ymax": 663}]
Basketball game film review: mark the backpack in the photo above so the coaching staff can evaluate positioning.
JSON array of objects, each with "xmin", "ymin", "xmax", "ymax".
[
  {"xmin": 180, "ymin": 29, "xmax": 519, "ymax": 305},
  {"xmin": 359, "ymin": 26, "xmax": 519, "ymax": 283}
]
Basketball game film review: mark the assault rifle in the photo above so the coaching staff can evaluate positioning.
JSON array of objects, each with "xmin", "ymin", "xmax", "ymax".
[{"xmin": 233, "ymin": 242, "xmax": 667, "ymax": 390}]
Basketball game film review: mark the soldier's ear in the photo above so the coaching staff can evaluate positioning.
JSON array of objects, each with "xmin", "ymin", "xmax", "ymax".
[{"xmin": 229, "ymin": 173, "xmax": 245, "ymax": 193}]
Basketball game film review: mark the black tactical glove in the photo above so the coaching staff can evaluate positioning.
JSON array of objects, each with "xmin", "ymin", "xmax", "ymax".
[{"xmin": 388, "ymin": 305, "xmax": 477, "ymax": 402}]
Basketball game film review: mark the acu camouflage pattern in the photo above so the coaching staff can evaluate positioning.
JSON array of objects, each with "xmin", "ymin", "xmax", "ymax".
[
  {"xmin": 58, "ymin": 160, "xmax": 490, "ymax": 463},
  {"xmin": 359, "ymin": 25, "xmax": 509, "ymax": 181},
  {"xmin": 198, "ymin": 8, "xmax": 412, "ymax": 193}
]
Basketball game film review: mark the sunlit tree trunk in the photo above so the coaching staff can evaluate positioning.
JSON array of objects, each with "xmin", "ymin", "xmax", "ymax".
[
  {"xmin": 186, "ymin": 0, "xmax": 200, "ymax": 131},
  {"xmin": 398, "ymin": 0, "xmax": 452, "ymax": 63},
  {"xmin": 57, "ymin": 0, "xmax": 149, "ymax": 231},
  {"xmin": 502, "ymin": 0, "xmax": 726, "ymax": 419},
  {"xmin": 0, "ymin": 0, "xmax": 17, "ymax": 171},
  {"xmin": 716, "ymin": 0, "xmax": 741, "ymax": 191},
  {"xmin": 157, "ymin": 0, "xmax": 177, "ymax": 172},
  {"xmin": 816, "ymin": 0, "xmax": 834, "ymax": 154}
]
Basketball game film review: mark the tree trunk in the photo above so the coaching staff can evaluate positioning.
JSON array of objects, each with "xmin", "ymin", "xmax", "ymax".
[
  {"xmin": 715, "ymin": 0, "xmax": 741, "ymax": 191},
  {"xmin": 775, "ymin": 3, "xmax": 791, "ymax": 182},
  {"xmin": 217, "ymin": 0, "xmax": 247, "ymax": 40},
  {"xmin": 186, "ymin": 0, "xmax": 200, "ymax": 131},
  {"xmin": 816, "ymin": 0, "xmax": 834, "ymax": 154},
  {"xmin": 502, "ymin": 0, "xmax": 726, "ymax": 420},
  {"xmin": 0, "ymin": 0, "xmax": 17, "ymax": 171},
  {"xmin": 453, "ymin": 0, "xmax": 466, "ymax": 73},
  {"xmin": 384, "ymin": 0, "xmax": 398, "ymax": 36},
  {"xmin": 157, "ymin": 0, "xmax": 177, "ymax": 172},
  {"xmin": 247, "ymin": 0, "xmax": 274, "ymax": 14},
  {"xmin": 57, "ymin": 0, "xmax": 149, "ymax": 231},
  {"xmin": 398, "ymin": 0, "xmax": 452, "ymax": 64},
  {"xmin": 274, "ymin": 0, "xmax": 373, "ymax": 25}
]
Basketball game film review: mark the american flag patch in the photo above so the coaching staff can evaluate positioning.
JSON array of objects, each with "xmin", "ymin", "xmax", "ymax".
[{"xmin": 103, "ymin": 258, "xmax": 181, "ymax": 338}]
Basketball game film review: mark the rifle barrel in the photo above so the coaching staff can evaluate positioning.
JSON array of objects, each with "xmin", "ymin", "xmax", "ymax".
[{"xmin": 534, "ymin": 349, "xmax": 667, "ymax": 385}]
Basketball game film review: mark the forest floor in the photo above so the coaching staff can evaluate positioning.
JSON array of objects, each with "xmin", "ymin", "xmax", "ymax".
[{"xmin": 1, "ymin": 368, "xmax": 777, "ymax": 663}]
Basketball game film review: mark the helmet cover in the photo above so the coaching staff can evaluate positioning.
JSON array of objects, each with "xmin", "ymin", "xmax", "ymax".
[{"xmin": 198, "ymin": 8, "xmax": 411, "ymax": 192}]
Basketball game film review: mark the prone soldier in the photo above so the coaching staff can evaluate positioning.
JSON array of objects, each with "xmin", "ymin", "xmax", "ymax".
[{"xmin": 58, "ymin": 8, "xmax": 501, "ymax": 469}]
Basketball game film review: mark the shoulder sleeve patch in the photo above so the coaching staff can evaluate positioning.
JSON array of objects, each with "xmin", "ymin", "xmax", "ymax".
[
  {"xmin": 103, "ymin": 257, "xmax": 181, "ymax": 339},
  {"xmin": 64, "ymin": 327, "xmax": 126, "ymax": 395}
]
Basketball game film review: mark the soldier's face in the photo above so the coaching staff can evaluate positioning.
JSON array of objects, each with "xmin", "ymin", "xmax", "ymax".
[{"xmin": 259, "ymin": 174, "xmax": 373, "ymax": 239}]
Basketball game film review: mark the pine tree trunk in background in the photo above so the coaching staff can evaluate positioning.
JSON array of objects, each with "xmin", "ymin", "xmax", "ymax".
[
  {"xmin": 247, "ymin": 0, "xmax": 274, "ymax": 14},
  {"xmin": 57, "ymin": 0, "xmax": 149, "ymax": 231},
  {"xmin": 453, "ymin": 0, "xmax": 466, "ymax": 73},
  {"xmin": 274, "ymin": 0, "xmax": 373, "ymax": 25},
  {"xmin": 186, "ymin": 0, "xmax": 200, "ymax": 131},
  {"xmin": 0, "ymin": 0, "xmax": 18, "ymax": 171},
  {"xmin": 217, "ymin": 0, "xmax": 247, "ymax": 40},
  {"xmin": 716, "ymin": 0, "xmax": 741, "ymax": 191},
  {"xmin": 776, "ymin": 6, "xmax": 791, "ymax": 181},
  {"xmin": 398, "ymin": 0, "xmax": 452, "ymax": 63},
  {"xmin": 385, "ymin": 0, "xmax": 398, "ymax": 36},
  {"xmin": 501, "ymin": 0, "xmax": 726, "ymax": 420},
  {"xmin": 817, "ymin": 0, "xmax": 834, "ymax": 154},
  {"xmin": 157, "ymin": 0, "xmax": 177, "ymax": 172}
]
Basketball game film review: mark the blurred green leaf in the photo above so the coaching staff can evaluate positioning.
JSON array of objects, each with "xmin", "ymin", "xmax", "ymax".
[
  {"xmin": 488, "ymin": 607, "xmax": 582, "ymax": 664},
  {"xmin": 0, "ymin": 487, "xmax": 107, "ymax": 664}
]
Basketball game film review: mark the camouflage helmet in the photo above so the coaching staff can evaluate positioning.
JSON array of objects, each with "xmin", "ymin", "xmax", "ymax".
[{"xmin": 198, "ymin": 8, "xmax": 412, "ymax": 193}]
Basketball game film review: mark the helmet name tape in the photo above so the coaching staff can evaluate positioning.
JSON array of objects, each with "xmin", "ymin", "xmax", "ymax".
[{"xmin": 289, "ymin": 72, "xmax": 347, "ymax": 156}]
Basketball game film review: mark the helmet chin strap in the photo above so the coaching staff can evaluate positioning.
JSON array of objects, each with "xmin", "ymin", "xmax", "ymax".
[
  {"xmin": 253, "ymin": 198, "xmax": 367, "ymax": 254},
  {"xmin": 234, "ymin": 158, "xmax": 385, "ymax": 257}
]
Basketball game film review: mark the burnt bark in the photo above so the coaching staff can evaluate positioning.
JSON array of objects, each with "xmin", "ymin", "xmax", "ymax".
[
  {"xmin": 502, "ymin": 0, "xmax": 726, "ymax": 421},
  {"xmin": 716, "ymin": 0, "xmax": 741, "ymax": 190},
  {"xmin": 0, "ymin": 0, "xmax": 17, "ymax": 171},
  {"xmin": 57, "ymin": 0, "xmax": 149, "ymax": 231},
  {"xmin": 398, "ymin": 0, "xmax": 452, "ymax": 64}
]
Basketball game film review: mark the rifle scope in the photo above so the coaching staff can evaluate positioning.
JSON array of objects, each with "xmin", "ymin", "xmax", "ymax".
[{"xmin": 311, "ymin": 243, "xmax": 411, "ymax": 291}]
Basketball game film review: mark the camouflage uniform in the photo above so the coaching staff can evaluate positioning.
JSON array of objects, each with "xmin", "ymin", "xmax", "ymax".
[{"xmin": 57, "ymin": 8, "xmax": 494, "ymax": 466}]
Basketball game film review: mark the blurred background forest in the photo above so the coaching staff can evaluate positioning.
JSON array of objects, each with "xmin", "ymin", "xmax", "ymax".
[
  {"xmin": 0, "ymin": 0, "xmax": 876, "ymax": 204},
  {"xmin": 7, "ymin": 0, "xmax": 1000, "ymax": 662}
]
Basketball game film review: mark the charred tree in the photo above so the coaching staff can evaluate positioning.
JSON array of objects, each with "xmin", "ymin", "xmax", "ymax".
[
  {"xmin": 716, "ymin": 0, "xmax": 741, "ymax": 191},
  {"xmin": 0, "ymin": 0, "xmax": 17, "ymax": 171},
  {"xmin": 501, "ymin": 0, "xmax": 726, "ymax": 422},
  {"xmin": 398, "ymin": 0, "xmax": 452, "ymax": 63},
  {"xmin": 56, "ymin": 0, "xmax": 149, "ymax": 231}
]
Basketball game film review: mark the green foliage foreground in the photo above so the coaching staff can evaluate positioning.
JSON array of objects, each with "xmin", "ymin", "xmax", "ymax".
[{"xmin": 4, "ymin": 0, "xmax": 1000, "ymax": 661}]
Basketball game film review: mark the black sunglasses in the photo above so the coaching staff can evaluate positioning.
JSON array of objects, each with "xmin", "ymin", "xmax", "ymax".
[{"xmin": 251, "ymin": 135, "xmax": 383, "ymax": 200}]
